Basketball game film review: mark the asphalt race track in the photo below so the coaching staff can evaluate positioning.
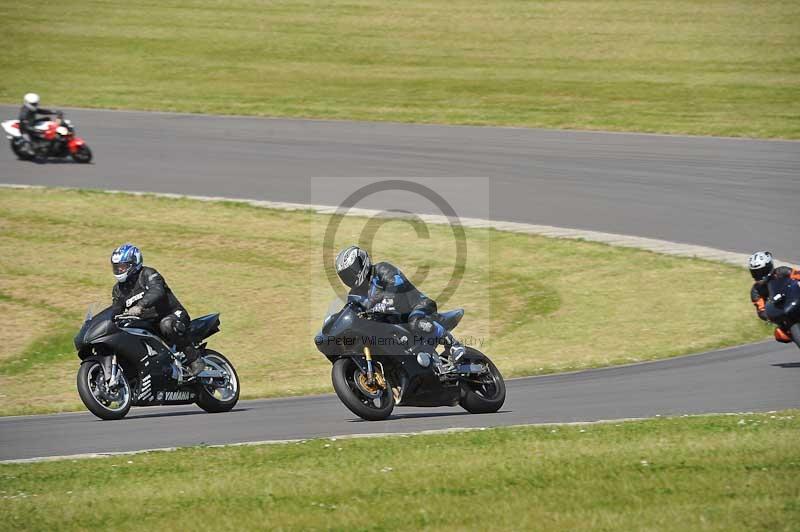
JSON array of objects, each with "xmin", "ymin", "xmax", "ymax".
[
  {"xmin": 1, "ymin": 106, "xmax": 798, "ymax": 461},
  {"xmin": 1, "ymin": 341, "xmax": 798, "ymax": 461},
  {"xmin": 1, "ymin": 105, "xmax": 798, "ymax": 262}
]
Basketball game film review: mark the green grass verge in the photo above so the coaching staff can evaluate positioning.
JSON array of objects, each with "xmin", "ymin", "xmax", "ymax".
[
  {"xmin": 1, "ymin": 1, "xmax": 799, "ymax": 138},
  {"xmin": 0, "ymin": 187, "xmax": 770, "ymax": 415},
  {"xmin": 1, "ymin": 411, "xmax": 798, "ymax": 531}
]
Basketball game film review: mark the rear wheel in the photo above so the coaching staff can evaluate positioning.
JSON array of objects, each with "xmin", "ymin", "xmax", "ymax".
[
  {"xmin": 458, "ymin": 348, "xmax": 506, "ymax": 414},
  {"xmin": 331, "ymin": 357, "xmax": 394, "ymax": 421},
  {"xmin": 72, "ymin": 145, "xmax": 92, "ymax": 163},
  {"xmin": 10, "ymin": 139, "xmax": 33, "ymax": 161},
  {"xmin": 77, "ymin": 360, "xmax": 132, "ymax": 420},
  {"xmin": 195, "ymin": 350, "xmax": 240, "ymax": 413}
]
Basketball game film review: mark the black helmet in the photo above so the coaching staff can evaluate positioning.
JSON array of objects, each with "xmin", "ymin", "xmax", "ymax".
[
  {"xmin": 335, "ymin": 246, "xmax": 371, "ymax": 288},
  {"xmin": 748, "ymin": 251, "xmax": 774, "ymax": 281}
]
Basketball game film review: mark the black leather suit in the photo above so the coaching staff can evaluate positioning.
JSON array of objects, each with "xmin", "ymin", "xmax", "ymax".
[
  {"xmin": 18, "ymin": 104, "xmax": 56, "ymax": 137},
  {"xmin": 111, "ymin": 266, "xmax": 191, "ymax": 349},
  {"xmin": 349, "ymin": 262, "xmax": 445, "ymax": 348}
]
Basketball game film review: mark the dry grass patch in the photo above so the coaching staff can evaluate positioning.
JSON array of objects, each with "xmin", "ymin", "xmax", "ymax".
[{"xmin": 0, "ymin": 187, "xmax": 769, "ymax": 415}]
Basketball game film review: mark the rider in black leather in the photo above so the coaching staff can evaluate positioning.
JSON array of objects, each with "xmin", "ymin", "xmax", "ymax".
[
  {"xmin": 18, "ymin": 93, "xmax": 57, "ymax": 147},
  {"xmin": 748, "ymin": 251, "xmax": 800, "ymax": 343},
  {"xmin": 109, "ymin": 244, "xmax": 204, "ymax": 374},
  {"xmin": 335, "ymin": 246, "xmax": 465, "ymax": 361}
]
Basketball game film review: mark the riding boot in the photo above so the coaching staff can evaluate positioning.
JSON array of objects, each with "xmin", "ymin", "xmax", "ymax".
[
  {"xmin": 183, "ymin": 345, "xmax": 205, "ymax": 376},
  {"xmin": 446, "ymin": 333, "xmax": 466, "ymax": 364}
]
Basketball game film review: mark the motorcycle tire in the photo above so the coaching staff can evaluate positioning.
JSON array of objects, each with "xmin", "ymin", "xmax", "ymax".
[
  {"xmin": 458, "ymin": 348, "xmax": 506, "ymax": 414},
  {"xmin": 77, "ymin": 360, "xmax": 132, "ymax": 420},
  {"xmin": 791, "ymin": 323, "xmax": 800, "ymax": 350},
  {"xmin": 10, "ymin": 139, "xmax": 33, "ymax": 161},
  {"xmin": 72, "ymin": 145, "xmax": 92, "ymax": 164},
  {"xmin": 331, "ymin": 357, "xmax": 395, "ymax": 421},
  {"xmin": 195, "ymin": 350, "xmax": 240, "ymax": 413}
]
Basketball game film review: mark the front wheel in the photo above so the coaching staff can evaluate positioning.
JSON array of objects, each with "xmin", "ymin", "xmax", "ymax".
[
  {"xmin": 458, "ymin": 348, "xmax": 506, "ymax": 414},
  {"xmin": 331, "ymin": 357, "xmax": 394, "ymax": 421},
  {"xmin": 195, "ymin": 350, "xmax": 240, "ymax": 413},
  {"xmin": 790, "ymin": 323, "xmax": 800, "ymax": 350},
  {"xmin": 77, "ymin": 360, "xmax": 132, "ymax": 420},
  {"xmin": 71, "ymin": 145, "xmax": 92, "ymax": 163}
]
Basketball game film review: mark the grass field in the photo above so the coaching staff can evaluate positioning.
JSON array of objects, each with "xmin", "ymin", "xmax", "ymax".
[
  {"xmin": 1, "ymin": 411, "xmax": 798, "ymax": 530},
  {"xmin": 0, "ymin": 187, "xmax": 770, "ymax": 416},
  {"xmin": 1, "ymin": 0, "xmax": 799, "ymax": 138}
]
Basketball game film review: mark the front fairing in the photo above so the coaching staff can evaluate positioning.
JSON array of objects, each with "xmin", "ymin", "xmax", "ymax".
[
  {"xmin": 74, "ymin": 305, "xmax": 117, "ymax": 351},
  {"xmin": 323, "ymin": 306, "xmax": 357, "ymax": 338},
  {"xmin": 315, "ymin": 301, "xmax": 412, "ymax": 360},
  {"xmin": 315, "ymin": 305, "xmax": 353, "ymax": 357},
  {"xmin": 765, "ymin": 278, "xmax": 800, "ymax": 322}
]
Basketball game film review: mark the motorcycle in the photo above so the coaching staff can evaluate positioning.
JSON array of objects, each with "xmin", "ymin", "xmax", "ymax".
[
  {"xmin": 315, "ymin": 297, "xmax": 505, "ymax": 421},
  {"xmin": 74, "ymin": 305, "xmax": 239, "ymax": 420},
  {"xmin": 766, "ymin": 276, "xmax": 800, "ymax": 349},
  {"xmin": 2, "ymin": 112, "xmax": 92, "ymax": 163}
]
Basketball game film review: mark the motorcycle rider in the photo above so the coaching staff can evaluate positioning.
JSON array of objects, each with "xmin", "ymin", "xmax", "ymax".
[
  {"xmin": 334, "ymin": 245, "xmax": 466, "ymax": 370},
  {"xmin": 109, "ymin": 243, "xmax": 205, "ymax": 375},
  {"xmin": 18, "ymin": 93, "xmax": 58, "ymax": 155},
  {"xmin": 748, "ymin": 251, "xmax": 800, "ymax": 343}
]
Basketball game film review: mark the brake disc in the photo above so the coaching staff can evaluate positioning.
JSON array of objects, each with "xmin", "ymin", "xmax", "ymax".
[{"xmin": 354, "ymin": 370, "xmax": 385, "ymax": 398}]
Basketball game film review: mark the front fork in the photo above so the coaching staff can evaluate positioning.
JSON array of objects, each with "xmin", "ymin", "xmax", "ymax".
[
  {"xmin": 102, "ymin": 354, "xmax": 120, "ymax": 388},
  {"xmin": 364, "ymin": 346, "xmax": 375, "ymax": 384}
]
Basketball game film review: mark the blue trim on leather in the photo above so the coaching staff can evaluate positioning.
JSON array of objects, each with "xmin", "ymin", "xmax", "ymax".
[{"xmin": 369, "ymin": 275, "xmax": 379, "ymax": 297}]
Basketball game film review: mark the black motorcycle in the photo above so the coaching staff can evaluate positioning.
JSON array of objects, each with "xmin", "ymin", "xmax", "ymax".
[
  {"xmin": 74, "ymin": 305, "xmax": 239, "ymax": 420},
  {"xmin": 315, "ymin": 297, "xmax": 505, "ymax": 421},
  {"xmin": 766, "ymin": 276, "xmax": 800, "ymax": 348}
]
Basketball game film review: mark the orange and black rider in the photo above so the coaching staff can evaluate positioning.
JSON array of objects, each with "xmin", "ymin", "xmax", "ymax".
[{"xmin": 748, "ymin": 251, "xmax": 800, "ymax": 343}]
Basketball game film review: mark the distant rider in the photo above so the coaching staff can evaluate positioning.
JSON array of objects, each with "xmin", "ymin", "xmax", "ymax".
[
  {"xmin": 334, "ymin": 245, "xmax": 466, "ymax": 369},
  {"xmin": 109, "ymin": 243, "xmax": 204, "ymax": 375},
  {"xmin": 18, "ymin": 93, "xmax": 58, "ymax": 152},
  {"xmin": 748, "ymin": 251, "xmax": 800, "ymax": 344}
]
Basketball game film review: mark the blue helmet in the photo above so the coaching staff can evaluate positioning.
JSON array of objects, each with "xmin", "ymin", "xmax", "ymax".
[{"xmin": 110, "ymin": 243, "xmax": 142, "ymax": 282}]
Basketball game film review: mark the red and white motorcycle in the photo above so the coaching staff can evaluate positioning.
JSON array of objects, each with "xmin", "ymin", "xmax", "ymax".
[{"xmin": 2, "ymin": 113, "xmax": 92, "ymax": 163}]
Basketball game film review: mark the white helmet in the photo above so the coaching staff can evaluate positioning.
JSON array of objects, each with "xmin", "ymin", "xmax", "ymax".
[
  {"xmin": 23, "ymin": 93, "xmax": 40, "ymax": 109},
  {"xmin": 748, "ymin": 251, "xmax": 774, "ymax": 281}
]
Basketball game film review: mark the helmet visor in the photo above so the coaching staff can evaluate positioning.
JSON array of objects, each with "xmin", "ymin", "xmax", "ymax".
[
  {"xmin": 337, "ymin": 268, "xmax": 360, "ymax": 288},
  {"xmin": 750, "ymin": 265, "xmax": 772, "ymax": 281},
  {"xmin": 112, "ymin": 262, "xmax": 132, "ymax": 276}
]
